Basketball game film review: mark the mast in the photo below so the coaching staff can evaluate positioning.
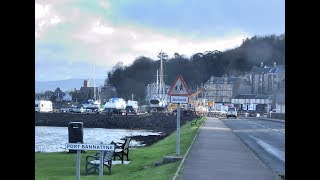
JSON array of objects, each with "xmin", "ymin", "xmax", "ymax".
[
  {"xmin": 159, "ymin": 50, "xmax": 164, "ymax": 98},
  {"xmin": 93, "ymin": 64, "xmax": 96, "ymax": 100},
  {"xmin": 156, "ymin": 69, "xmax": 159, "ymax": 96}
]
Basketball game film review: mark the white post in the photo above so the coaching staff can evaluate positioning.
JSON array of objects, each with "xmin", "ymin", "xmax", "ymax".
[
  {"xmin": 176, "ymin": 103, "xmax": 180, "ymax": 156},
  {"xmin": 76, "ymin": 148, "xmax": 81, "ymax": 180},
  {"xmin": 99, "ymin": 142, "xmax": 104, "ymax": 180}
]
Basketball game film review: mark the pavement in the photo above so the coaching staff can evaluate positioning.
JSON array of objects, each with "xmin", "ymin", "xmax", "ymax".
[{"xmin": 175, "ymin": 117, "xmax": 282, "ymax": 180}]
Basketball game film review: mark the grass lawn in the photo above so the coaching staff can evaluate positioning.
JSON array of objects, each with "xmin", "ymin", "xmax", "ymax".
[{"xmin": 35, "ymin": 117, "xmax": 205, "ymax": 180}]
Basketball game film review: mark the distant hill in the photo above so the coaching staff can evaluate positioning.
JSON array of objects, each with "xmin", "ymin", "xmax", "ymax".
[{"xmin": 35, "ymin": 79, "xmax": 105, "ymax": 93}]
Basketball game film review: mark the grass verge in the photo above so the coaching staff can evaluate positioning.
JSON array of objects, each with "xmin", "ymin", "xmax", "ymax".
[{"xmin": 35, "ymin": 117, "xmax": 205, "ymax": 180}]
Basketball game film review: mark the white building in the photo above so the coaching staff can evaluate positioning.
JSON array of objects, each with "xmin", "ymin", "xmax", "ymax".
[
  {"xmin": 275, "ymin": 82, "xmax": 285, "ymax": 113},
  {"xmin": 231, "ymin": 94, "xmax": 273, "ymax": 112}
]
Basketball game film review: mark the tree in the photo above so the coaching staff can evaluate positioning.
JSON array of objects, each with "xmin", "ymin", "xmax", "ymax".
[
  {"xmin": 54, "ymin": 87, "xmax": 63, "ymax": 99},
  {"xmin": 104, "ymin": 34, "xmax": 285, "ymax": 101}
]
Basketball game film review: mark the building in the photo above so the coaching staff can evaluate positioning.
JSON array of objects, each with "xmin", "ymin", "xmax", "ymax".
[
  {"xmin": 62, "ymin": 92, "xmax": 72, "ymax": 101},
  {"xmin": 79, "ymin": 80, "xmax": 100, "ymax": 102},
  {"xmin": 203, "ymin": 75, "xmax": 251, "ymax": 104},
  {"xmin": 203, "ymin": 63, "xmax": 284, "ymax": 114},
  {"xmin": 245, "ymin": 62, "xmax": 285, "ymax": 95},
  {"xmin": 275, "ymin": 79, "xmax": 285, "ymax": 113},
  {"xmin": 231, "ymin": 94, "xmax": 273, "ymax": 113}
]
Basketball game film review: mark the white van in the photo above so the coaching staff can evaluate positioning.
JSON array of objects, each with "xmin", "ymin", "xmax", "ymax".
[
  {"xmin": 35, "ymin": 100, "xmax": 53, "ymax": 112},
  {"xmin": 226, "ymin": 107, "xmax": 237, "ymax": 118},
  {"xmin": 127, "ymin": 100, "xmax": 139, "ymax": 112}
]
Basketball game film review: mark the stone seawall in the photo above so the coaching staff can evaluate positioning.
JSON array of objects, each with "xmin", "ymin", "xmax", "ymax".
[{"xmin": 35, "ymin": 112, "xmax": 199, "ymax": 145}]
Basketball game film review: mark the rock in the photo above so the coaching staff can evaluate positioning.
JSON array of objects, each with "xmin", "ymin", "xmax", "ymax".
[
  {"xmin": 153, "ymin": 160, "xmax": 164, "ymax": 167},
  {"xmin": 162, "ymin": 156, "xmax": 183, "ymax": 164}
]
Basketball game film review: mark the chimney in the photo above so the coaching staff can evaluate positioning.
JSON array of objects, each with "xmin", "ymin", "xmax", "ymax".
[
  {"xmin": 84, "ymin": 80, "xmax": 89, "ymax": 87},
  {"xmin": 274, "ymin": 62, "xmax": 276, "ymax": 67},
  {"xmin": 260, "ymin": 62, "xmax": 264, "ymax": 67},
  {"xmin": 210, "ymin": 76, "xmax": 214, "ymax": 82}
]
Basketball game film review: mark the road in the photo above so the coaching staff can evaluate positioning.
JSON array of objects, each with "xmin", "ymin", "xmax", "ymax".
[{"xmin": 222, "ymin": 118, "xmax": 285, "ymax": 176}]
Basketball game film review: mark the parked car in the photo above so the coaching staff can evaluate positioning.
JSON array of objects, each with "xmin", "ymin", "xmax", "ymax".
[
  {"xmin": 125, "ymin": 105, "xmax": 136, "ymax": 115},
  {"xmin": 226, "ymin": 107, "xmax": 237, "ymax": 118},
  {"xmin": 269, "ymin": 109, "xmax": 277, "ymax": 117},
  {"xmin": 72, "ymin": 107, "xmax": 85, "ymax": 113}
]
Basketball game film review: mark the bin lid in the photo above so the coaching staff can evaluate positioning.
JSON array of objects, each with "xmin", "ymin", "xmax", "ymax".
[{"xmin": 69, "ymin": 122, "xmax": 83, "ymax": 124}]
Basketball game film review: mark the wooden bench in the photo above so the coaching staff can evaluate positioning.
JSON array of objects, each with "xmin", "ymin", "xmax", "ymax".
[
  {"xmin": 112, "ymin": 137, "xmax": 131, "ymax": 164},
  {"xmin": 85, "ymin": 150, "xmax": 114, "ymax": 175}
]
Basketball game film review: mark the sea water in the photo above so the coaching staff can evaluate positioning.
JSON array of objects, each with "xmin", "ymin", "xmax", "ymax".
[{"xmin": 35, "ymin": 126, "xmax": 161, "ymax": 152}]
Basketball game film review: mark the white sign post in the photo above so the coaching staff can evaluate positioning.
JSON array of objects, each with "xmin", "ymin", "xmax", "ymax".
[
  {"xmin": 76, "ymin": 142, "xmax": 81, "ymax": 180},
  {"xmin": 99, "ymin": 142, "xmax": 104, "ymax": 180},
  {"xmin": 65, "ymin": 142, "xmax": 115, "ymax": 180},
  {"xmin": 176, "ymin": 103, "xmax": 180, "ymax": 155},
  {"xmin": 167, "ymin": 75, "xmax": 191, "ymax": 156}
]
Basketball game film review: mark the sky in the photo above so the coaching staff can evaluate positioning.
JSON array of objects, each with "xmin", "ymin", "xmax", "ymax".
[{"xmin": 35, "ymin": 0, "xmax": 285, "ymax": 82}]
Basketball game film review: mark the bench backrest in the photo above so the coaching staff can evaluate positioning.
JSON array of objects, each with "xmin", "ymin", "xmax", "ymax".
[
  {"xmin": 122, "ymin": 137, "xmax": 131, "ymax": 154},
  {"xmin": 103, "ymin": 150, "xmax": 114, "ymax": 162}
]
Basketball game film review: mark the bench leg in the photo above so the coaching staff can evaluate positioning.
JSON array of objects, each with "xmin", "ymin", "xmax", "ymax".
[
  {"xmin": 86, "ymin": 164, "xmax": 98, "ymax": 175},
  {"xmin": 105, "ymin": 162, "xmax": 112, "ymax": 175},
  {"xmin": 121, "ymin": 153, "xmax": 124, "ymax": 164}
]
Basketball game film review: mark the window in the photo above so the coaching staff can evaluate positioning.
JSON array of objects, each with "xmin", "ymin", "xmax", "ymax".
[{"xmin": 228, "ymin": 107, "xmax": 235, "ymax": 111}]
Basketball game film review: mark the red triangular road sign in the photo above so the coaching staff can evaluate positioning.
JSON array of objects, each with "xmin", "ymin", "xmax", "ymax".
[{"xmin": 168, "ymin": 75, "xmax": 191, "ymax": 96}]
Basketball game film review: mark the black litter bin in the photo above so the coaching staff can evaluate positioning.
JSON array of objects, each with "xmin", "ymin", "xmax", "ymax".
[{"xmin": 68, "ymin": 122, "xmax": 84, "ymax": 153}]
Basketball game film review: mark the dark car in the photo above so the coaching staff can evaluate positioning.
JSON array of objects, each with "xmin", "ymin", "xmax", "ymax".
[{"xmin": 125, "ymin": 105, "xmax": 136, "ymax": 115}]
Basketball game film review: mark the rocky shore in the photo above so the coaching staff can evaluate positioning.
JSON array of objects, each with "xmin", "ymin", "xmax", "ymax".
[{"xmin": 35, "ymin": 112, "xmax": 199, "ymax": 146}]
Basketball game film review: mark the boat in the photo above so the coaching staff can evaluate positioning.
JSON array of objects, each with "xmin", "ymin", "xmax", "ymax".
[
  {"xmin": 147, "ymin": 51, "xmax": 169, "ymax": 112},
  {"xmin": 104, "ymin": 98, "xmax": 127, "ymax": 114},
  {"xmin": 82, "ymin": 64, "xmax": 102, "ymax": 112},
  {"xmin": 83, "ymin": 99, "xmax": 101, "ymax": 109}
]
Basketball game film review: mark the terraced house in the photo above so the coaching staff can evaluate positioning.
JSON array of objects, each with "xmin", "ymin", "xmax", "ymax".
[
  {"xmin": 246, "ymin": 62, "xmax": 285, "ymax": 95},
  {"xmin": 203, "ymin": 62, "xmax": 285, "ymax": 114}
]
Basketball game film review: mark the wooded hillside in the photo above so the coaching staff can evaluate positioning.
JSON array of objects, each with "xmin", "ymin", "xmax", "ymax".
[{"xmin": 106, "ymin": 34, "xmax": 285, "ymax": 103}]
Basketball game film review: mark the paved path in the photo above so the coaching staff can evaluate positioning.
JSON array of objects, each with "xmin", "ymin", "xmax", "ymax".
[{"xmin": 179, "ymin": 117, "xmax": 281, "ymax": 180}]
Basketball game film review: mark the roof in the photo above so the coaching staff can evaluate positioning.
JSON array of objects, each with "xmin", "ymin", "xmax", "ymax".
[
  {"xmin": 251, "ymin": 65, "xmax": 285, "ymax": 74},
  {"xmin": 205, "ymin": 76, "xmax": 240, "ymax": 84},
  {"xmin": 233, "ymin": 94, "xmax": 273, "ymax": 100}
]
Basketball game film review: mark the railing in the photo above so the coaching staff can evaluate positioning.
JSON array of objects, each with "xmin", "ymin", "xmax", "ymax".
[
  {"xmin": 206, "ymin": 111, "xmax": 268, "ymax": 118},
  {"xmin": 207, "ymin": 111, "xmax": 227, "ymax": 118},
  {"xmin": 270, "ymin": 113, "xmax": 285, "ymax": 120}
]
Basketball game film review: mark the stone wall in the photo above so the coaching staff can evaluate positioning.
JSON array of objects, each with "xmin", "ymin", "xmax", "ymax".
[{"xmin": 35, "ymin": 112, "xmax": 198, "ymax": 136}]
